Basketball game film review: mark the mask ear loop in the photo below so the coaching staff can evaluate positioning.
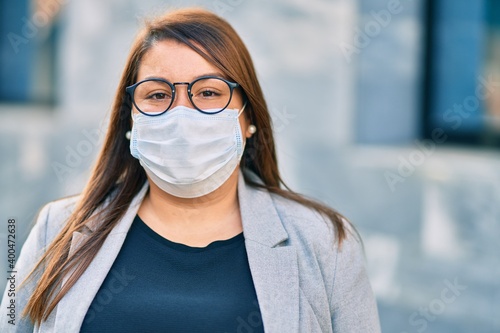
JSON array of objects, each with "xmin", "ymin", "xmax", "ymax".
[
  {"xmin": 237, "ymin": 101, "xmax": 257, "ymax": 135},
  {"xmin": 126, "ymin": 108, "xmax": 137, "ymax": 140},
  {"xmin": 237, "ymin": 101, "xmax": 248, "ymax": 117},
  {"xmin": 235, "ymin": 102, "xmax": 249, "ymax": 156},
  {"xmin": 130, "ymin": 107, "xmax": 139, "ymax": 121}
]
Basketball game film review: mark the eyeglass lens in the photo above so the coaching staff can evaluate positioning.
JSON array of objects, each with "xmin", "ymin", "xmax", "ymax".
[{"xmin": 133, "ymin": 78, "xmax": 232, "ymax": 115}]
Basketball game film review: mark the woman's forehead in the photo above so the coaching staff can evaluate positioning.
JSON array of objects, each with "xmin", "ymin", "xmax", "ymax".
[{"xmin": 137, "ymin": 40, "xmax": 223, "ymax": 82}]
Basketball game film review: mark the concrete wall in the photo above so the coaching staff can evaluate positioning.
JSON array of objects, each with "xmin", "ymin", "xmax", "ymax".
[{"xmin": 1, "ymin": 0, "xmax": 499, "ymax": 332}]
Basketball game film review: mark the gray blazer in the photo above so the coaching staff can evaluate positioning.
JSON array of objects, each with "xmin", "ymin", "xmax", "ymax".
[{"xmin": 1, "ymin": 171, "xmax": 381, "ymax": 332}]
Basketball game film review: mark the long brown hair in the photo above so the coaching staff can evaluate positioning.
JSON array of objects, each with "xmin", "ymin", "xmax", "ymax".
[{"xmin": 23, "ymin": 7, "xmax": 349, "ymax": 325}]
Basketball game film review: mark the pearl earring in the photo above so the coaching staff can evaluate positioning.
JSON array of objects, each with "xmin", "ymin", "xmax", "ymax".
[
  {"xmin": 125, "ymin": 131, "xmax": 131, "ymax": 140},
  {"xmin": 248, "ymin": 125, "xmax": 257, "ymax": 134}
]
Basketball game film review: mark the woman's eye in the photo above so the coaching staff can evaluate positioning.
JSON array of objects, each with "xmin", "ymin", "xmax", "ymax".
[
  {"xmin": 147, "ymin": 92, "xmax": 170, "ymax": 100},
  {"xmin": 200, "ymin": 90, "xmax": 219, "ymax": 98}
]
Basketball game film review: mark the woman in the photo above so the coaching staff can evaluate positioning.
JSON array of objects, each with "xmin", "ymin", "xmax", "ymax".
[{"xmin": 1, "ymin": 8, "xmax": 380, "ymax": 333}]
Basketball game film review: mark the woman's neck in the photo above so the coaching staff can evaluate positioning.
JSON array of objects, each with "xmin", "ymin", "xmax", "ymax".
[{"xmin": 137, "ymin": 168, "xmax": 243, "ymax": 247}]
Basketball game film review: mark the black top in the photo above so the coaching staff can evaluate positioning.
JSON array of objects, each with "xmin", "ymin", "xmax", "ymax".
[{"xmin": 80, "ymin": 215, "xmax": 264, "ymax": 333}]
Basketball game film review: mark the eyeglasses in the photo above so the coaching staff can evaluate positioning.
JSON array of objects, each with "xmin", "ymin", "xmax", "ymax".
[{"xmin": 125, "ymin": 75, "xmax": 240, "ymax": 116}]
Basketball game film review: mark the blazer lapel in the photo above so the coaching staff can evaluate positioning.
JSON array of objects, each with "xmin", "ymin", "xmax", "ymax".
[
  {"xmin": 238, "ymin": 171, "xmax": 300, "ymax": 333},
  {"xmin": 41, "ymin": 170, "xmax": 299, "ymax": 332},
  {"xmin": 49, "ymin": 182, "xmax": 149, "ymax": 333}
]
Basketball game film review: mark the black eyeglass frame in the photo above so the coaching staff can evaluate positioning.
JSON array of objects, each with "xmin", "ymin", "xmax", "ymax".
[{"xmin": 125, "ymin": 75, "xmax": 240, "ymax": 116}]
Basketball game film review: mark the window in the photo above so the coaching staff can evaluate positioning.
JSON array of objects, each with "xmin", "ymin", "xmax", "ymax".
[
  {"xmin": 423, "ymin": 0, "xmax": 500, "ymax": 146},
  {"xmin": 0, "ymin": 0, "xmax": 59, "ymax": 104}
]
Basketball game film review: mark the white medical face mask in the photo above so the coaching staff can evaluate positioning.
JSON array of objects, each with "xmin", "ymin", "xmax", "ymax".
[{"xmin": 130, "ymin": 104, "xmax": 246, "ymax": 198}]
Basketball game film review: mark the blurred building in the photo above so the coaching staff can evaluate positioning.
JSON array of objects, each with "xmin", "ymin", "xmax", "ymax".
[{"xmin": 1, "ymin": 0, "xmax": 499, "ymax": 332}]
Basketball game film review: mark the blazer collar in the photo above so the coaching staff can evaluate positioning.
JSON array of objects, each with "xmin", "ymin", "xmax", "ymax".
[
  {"xmin": 50, "ymin": 170, "xmax": 299, "ymax": 333},
  {"xmin": 50, "ymin": 182, "xmax": 149, "ymax": 332},
  {"xmin": 80, "ymin": 169, "xmax": 290, "ymax": 247},
  {"xmin": 237, "ymin": 169, "xmax": 289, "ymax": 247},
  {"xmin": 79, "ymin": 168, "xmax": 289, "ymax": 244},
  {"xmin": 238, "ymin": 170, "xmax": 300, "ymax": 332}
]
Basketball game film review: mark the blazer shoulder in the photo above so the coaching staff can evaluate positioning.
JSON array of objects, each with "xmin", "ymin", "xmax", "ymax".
[
  {"xmin": 269, "ymin": 192, "xmax": 362, "ymax": 253},
  {"xmin": 269, "ymin": 193, "xmax": 340, "ymax": 248},
  {"xmin": 0, "ymin": 195, "xmax": 82, "ymax": 333}
]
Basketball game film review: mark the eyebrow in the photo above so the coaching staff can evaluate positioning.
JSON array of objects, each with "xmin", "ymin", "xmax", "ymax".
[{"xmin": 142, "ymin": 72, "xmax": 227, "ymax": 82}]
